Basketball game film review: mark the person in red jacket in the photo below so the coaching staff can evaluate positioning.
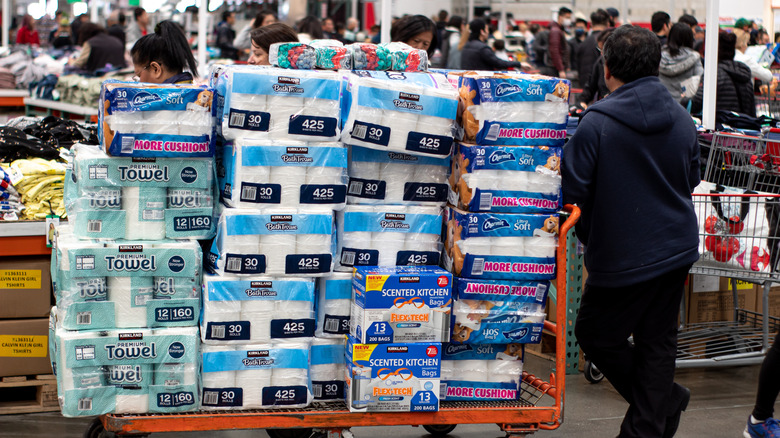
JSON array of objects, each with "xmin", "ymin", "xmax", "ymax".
[{"xmin": 16, "ymin": 14, "xmax": 40, "ymax": 46}]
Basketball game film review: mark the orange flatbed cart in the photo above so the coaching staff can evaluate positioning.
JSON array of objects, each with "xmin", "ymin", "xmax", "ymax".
[{"xmin": 93, "ymin": 206, "xmax": 580, "ymax": 438}]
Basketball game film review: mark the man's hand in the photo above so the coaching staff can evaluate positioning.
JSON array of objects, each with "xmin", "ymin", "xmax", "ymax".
[{"xmin": 558, "ymin": 71, "xmax": 567, "ymax": 79}]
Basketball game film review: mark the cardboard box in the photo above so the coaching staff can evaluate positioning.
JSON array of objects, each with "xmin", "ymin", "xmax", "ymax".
[
  {"xmin": 687, "ymin": 276, "xmax": 757, "ymax": 323},
  {"xmin": 0, "ymin": 318, "xmax": 52, "ymax": 377},
  {"xmin": 0, "ymin": 256, "xmax": 52, "ymax": 319},
  {"xmin": 753, "ymin": 285, "xmax": 780, "ymax": 317}
]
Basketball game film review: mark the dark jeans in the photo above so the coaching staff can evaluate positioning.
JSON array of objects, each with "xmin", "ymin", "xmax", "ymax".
[
  {"xmin": 575, "ymin": 265, "xmax": 691, "ymax": 438},
  {"xmin": 753, "ymin": 330, "xmax": 780, "ymax": 421}
]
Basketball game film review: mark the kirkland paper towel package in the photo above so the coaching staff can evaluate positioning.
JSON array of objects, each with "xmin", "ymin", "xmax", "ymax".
[
  {"xmin": 449, "ymin": 143, "xmax": 561, "ymax": 213},
  {"xmin": 208, "ymin": 208, "xmax": 335, "ymax": 276},
  {"xmin": 351, "ymin": 266, "xmax": 452, "ymax": 344},
  {"xmin": 443, "ymin": 207, "xmax": 558, "ymax": 280},
  {"xmin": 215, "ymin": 66, "xmax": 341, "ymax": 142},
  {"xmin": 67, "ymin": 144, "xmax": 216, "ymax": 241},
  {"xmin": 347, "ymin": 146, "xmax": 449, "ymax": 205},
  {"xmin": 201, "ymin": 275, "xmax": 315, "ymax": 344},
  {"xmin": 346, "ymin": 337, "xmax": 441, "ymax": 412},
  {"xmin": 440, "ymin": 343, "xmax": 524, "ymax": 401},
  {"xmin": 315, "ymin": 273, "xmax": 352, "ymax": 338},
  {"xmin": 52, "ymin": 227, "xmax": 202, "ymax": 330},
  {"xmin": 218, "ymin": 139, "xmax": 347, "ymax": 210},
  {"xmin": 99, "ymin": 80, "xmax": 216, "ymax": 157},
  {"xmin": 457, "ymin": 73, "xmax": 570, "ymax": 146},
  {"xmin": 201, "ymin": 342, "xmax": 313, "ymax": 410},
  {"xmin": 52, "ymin": 321, "xmax": 200, "ymax": 417},
  {"xmin": 340, "ymin": 71, "xmax": 458, "ymax": 158},
  {"xmin": 335, "ymin": 205, "xmax": 443, "ymax": 271},
  {"xmin": 310, "ymin": 337, "xmax": 347, "ymax": 401}
]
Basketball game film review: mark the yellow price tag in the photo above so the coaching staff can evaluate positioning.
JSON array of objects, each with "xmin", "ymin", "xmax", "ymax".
[
  {"xmin": 0, "ymin": 270, "xmax": 42, "ymax": 289},
  {"xmin": 0, "ymin": 335, "xmax": 48, "ymax": 357}
]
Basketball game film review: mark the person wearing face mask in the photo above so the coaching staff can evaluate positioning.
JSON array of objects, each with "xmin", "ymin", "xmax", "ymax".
[
  {"xmin": 460, "ymin": 18, "xmax": 522, "ymax": 70},
  {"xmin": 542, "ymin": 7, "xmax": 572, "ymax": 79},
  {"xmin": 247, "ymin": 22, "xmax": 299, "ymax": 65},
  {"xmin": 568, "ymin": 16, "xmax": 588, "ymax": 85}
]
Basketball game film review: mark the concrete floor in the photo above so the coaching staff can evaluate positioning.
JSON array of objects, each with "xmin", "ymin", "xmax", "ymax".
[{"xmin": 0, "ymin": 353, "xmax": 772, "ymax": 438}]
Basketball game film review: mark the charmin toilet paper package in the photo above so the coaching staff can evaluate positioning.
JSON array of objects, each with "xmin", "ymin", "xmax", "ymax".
[
  {"xmin": 335, "ymin": 205, "xmax": 443, "ymax": 271},
  {"xmin": 315, "ymin": 273, "xmax": 352, "ymax": 338},
  {"xmin": 456, "ymin": 73, "xmax": 570, "ymax": 146},
  {"xmin": 52, "ymin": 227, "xmax": 202, "ymax": 330},
  {"xmin": 216, "ymin": 66, "xmax": 341, "ymax": 142},
  {"xmin": 449, "ymin": 296, "xmax": 545, "ymax": 344},
  {"xmin": 52, "ymin": 319, "xmax": 200, "ymax": 417},
  {"xmin": 340, "ymin": 71, "xmax": 458, "ymax": 158},
  {"xmin": 346, "ymin": 337, "xmax": 441, "ymax": 412},
  {"xmin": 67, "ymin": 144, "xmax": 216, "ymax": 240},
  {"xmin": 208, "ymin": 208, "xmax": 334, "ymax": 276},
  {"xmin": 351, "ymin": 266, "xmax": 452, "ymax": 344},
  {"xmin": 201, "ymin": 342, "xmax": 313, "ymax": 410},
  {"xmin": 99, "ymin": 80, "xmax": 216, "ymax": 157},
  {"xmin": 443, "ymin": 207, "xmax": 558, "ymax": 281},
  {"xmin": 310, "ymin": 337, "xmax": 347, "ymax": 401},
  {"xmin": 439, "ymin": 343, "xmax": 523, "ymax": 401},
  {"xmin": 348, "ymin": 146, "xmax": 449, "ymax": 205},
  {"xmin": 450, "ymin": 143, "xmax": 562, "ymax": 213},
  {"xmin": 218, "ymin": 140, "xmax": 347, "ymax": 210},
  {"xmin": 453, "ymin": 277, "xmax": 549, "ymax": 307},
  {"xmin": 201, "ymin": 275, "xmax": 315, "ymax": 344}
]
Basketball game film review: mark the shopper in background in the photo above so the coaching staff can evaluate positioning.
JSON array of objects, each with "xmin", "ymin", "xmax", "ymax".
[
  {"xmin": 691, "ymin": 31, "xmax": 755, "ymax": 118},
  {"xmin": 344, "ymin": 17, "xmax": 359, "ymax": 42},
  {"xmin": 659, "ymin": 23, "xmax": 703, "ymax": 103},
  {"xmin": 460, "ymin": 18, "xmax": 522, "ymax": 71},
  {"xmin": 16, "ymin": 15, "xmax": 40, "ymax": 46},
  {"xmin": 744, "ymin": 335, "xmax": 780, "ymax": 437},
  {"xmin": 390, "ymin": 14, "xmax": 438, "ymax": 58},
  {"xmin": 440, "ymin": 15, "xmax": 466, "ymax": 69},
  {"xmin": 296, "ymin": 16, "xmax": 323, "ymax": 44},
  {"xmin": 606, "ymin": 7, "xmax": 619, "ymax": 26},
  {"xmin": 368, "ymin": 24, "xmax": 381, "ymax": 44},
  {"xmin": 215, "ymin": 11, "xmax": 239, "ymax": 60},
  {"xmin": 563, "ymin": 25, "xmax": 699, "ymax": 438},
  {"xmin": 734, "ymin": 30, "xmax": 773, "ymax": 86},
  {"xmin": 130, "ymin": 20, "xmax": 198, "ymax": 84},
  {"xmin": 50, "ymin": 18, "xmax": 73, "ymax": 49},
  {"xmin": 322, "ymin": 17, "xmax": 336, "ymax": 39},
  {"xmin": 678, "ymin": 14, "xmax": 698, "ymax": 31},
  {"xmin": 652, "ymin": 11, "xmax": 671, "ymax": 46},
  {"xmin": 70, "ymin": 14, "xmax": 88, "ymax": 46},
  {"xmin": 492, "ymin": 39, "xmax": 509, "ymax": 60},
  {"xmin": 106, "ymin": 11, "xmax": 126, "ymax": 48},
  {"xmin": 577, "ymin": 9, "xmax": 610, "ymax": 88},
  {"xmin": 234, "ymin": 10, "xmax": 277, "ymax": 53},
  {"xmin": 69, "ymin": 22, "xmax": 126, "ymax": 74},
  {"xmin": 577, "ymin": 27, "xmax": 613, "ymax": 108},
  {"xmin": 542, "ymin": 7, "xmax": 572, "ymax": 79},
  {"xmin": 126, "ymin": 7, "xmax": 149, "ymax": 50},
  {"xmin": 49, "ymin": 10, "xmax": 67, "ymax": 44},
  {"xmin": 568, "ymin": 15, "xmax": 588, "ymax": 84},
  {"xmin": 247, "ymin": 22, "xmax": 299, "ymax": 65}
]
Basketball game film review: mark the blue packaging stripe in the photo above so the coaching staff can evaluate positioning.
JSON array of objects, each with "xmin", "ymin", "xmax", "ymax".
[
  {"xmin": 475, "ymin": 77, "xmax": 571, "ymax": 103},
  {"xmin": 454, "ymin": 210, "xmax": 558, "ymax": 238},
  {"xmin": 202, "ymin": 348, "xmax": 309, "ymax": 372},
  {"xmin": 323, "ymin": 278, "xmax": 351, "ymax": 300},
  {"xmin": 461, "ymin": 145, "xmax": 562, "ymax": 172},
  {"xmin": 311, "ymin": 344, "xmax": 346, "ymax": 365},
  {"xmin": 442, "ymin": 343, "xmax": 524, "ymax": 360},
  {"xmin": 241, "ymin": 145, "xmax": 347, "ymax": 168},
  {"xmin": 342, "ymin": 211, "xmax": 441, "ymax": 234},
  {"xmin": 231, "ymin": 72, "xmax": 340, "ymax": 101},
  {"xmin": 442, "ymin": 380, "xmax": 520, "ymax": 400},
  {"xmin": 225, "ymin": 212, "xmax": 333, "ymax": 236},
  {"xmin": 460, "ymin": 255, "xmax": 556, "ymax": 281},
  {"xmin": 104, "ymin": 82, "xmax": 216, "ymax": 114},
  {"xmin": 206, "ymin": 278, "xmax": 315, "ymax": 302},
  {"xmin": 476, "ymin": 121, "xmax": 567, "ymax": 147},
  {"xmin": 351, "ymin": 146, "xmax": 450, "ymax": 167},
  {"xmin": 469, "ymin": 189, "xmax": 561, "ymax": 214},
  {"xmin": 356, "ymin": 87, "xmax": 457, "ymax": 118},
  {"xmin": 454, "ymin": 277, "xmax": 549, "ymax": 304}
]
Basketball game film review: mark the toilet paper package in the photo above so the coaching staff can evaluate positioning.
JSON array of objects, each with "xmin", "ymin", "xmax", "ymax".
[
  {"xmin": 208, "ymin": 208, "xmax": 335, "ymax": 276},
  {"xmin": 450, "ymin": 143, "xmax": 562, "ymax": 213},
  {"xmin": 439, "ymin": 343, "xmax": 524, "ymax": 401},
  {"xmin": 346, "ymin": 337, "xmax": 440, "ymax": 412},
  {"xmin": 53, "ymin": 322, "xmax": 200, "ymax": 417},
  {"xmin": 348, "ymin": 146, "xmax": 449, "ymax": 205},
  {"xmin": 453, "ymin": 277, "xmax": 549, "ymax": 307},
  {"xmin": 219, "ymin": 140, "xmax": 347, "ymax": 210},
  {"xmin": 449, "ymin": 297, "xmax": 545, "ymax": 344},
  {"xmin": 201, "ymin": 342, "xmax": 313, "ymax": 410},
  {"xmin": 310, "ymin": 338, "xmax": 347, "ymax": 401},
  {"xmin": 443, "ymin": 207, "xmax": 558, "ymax": 281},
  {"xmin": 456, "ymin": 73, "xmax": 570, "ymax": 146},
  {"xmin": 99, "ymin": 80, "xmax": 216, "ymax": 157},
  {"xmin": 269, "ymin": 40, "xmax": 352, "ymax": 70},
  {"xmin": 217, "ymin": 66, "xmax": 341, "ymax": 142},
  {"xmin": 201, "ymin": 275, "xmax": 315, "ymax": 344},
  {"xmin": 67, "ymin": 144, "xmax": 216, "ymax": 240},
  {"xmin": 340, "ymin": 71, "xmax": 458, "ymax": 158},
  {"xmin": 351, "ymin": 266, "xmax": 452, "ymax": 344},
  {"xmin": 315, "ymin": 273, "xmax": 352, "ymax": 338},
  {"xmin": 336, "ymin": 205, "xmax": 443, "ymax": 271}
]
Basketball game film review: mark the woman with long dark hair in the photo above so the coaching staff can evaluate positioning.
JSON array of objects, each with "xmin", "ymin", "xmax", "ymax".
[
  {"xmin": 658, "ymin": 22, "xmax": 702, "ymax": 102},
  {"xmin": 130, "ymin": 20, "xmax": 198, "ymax": 84}
]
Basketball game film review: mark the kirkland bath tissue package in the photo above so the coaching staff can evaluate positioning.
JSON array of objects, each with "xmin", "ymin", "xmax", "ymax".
[
  {"xmin": 450, "ymin": 143, "xmax": 561, "ymax": 213},
  {"xmin": 216, "ymin": 66, "xmax": 341, "ymax": 142},
  {"xmin": 315, "ymin": 273, "xmax": 352, "ymax": 338},
  {"xmin": 310, "ymin": 337, "xmax": 347, "ymax": 402},
  {"xmin": 218, "ymin": 140, "xmax": 347, "ymax": 210},
  {"xmin": 457, "ymin": 73, "xmax": 570, "ymax": 146},
  {"xmin": 348, "ymin": 146, "xmax": 449, "ymax": 205},
  {"xmin": 201, "ymin": 342, "xmax": 313, "ymax": 410},
  {"xmin": 443, "ymin": 207, "xmax": 558, "ymax": 281},
  {"xmin": 335, "ymin": 205, "xmax": 443, "ymax": 271},
  {"xmin": 201, "ymin": 275, "xmax": 315, "ymax": 344},
  {"xmin": 346, "ymin": 337, "xmax": 441, "ymax": 412},
  {"xmin": 99, "ymin": 80, "xmax": 216, "ymax": 157},
  {"xmin": 208, "ymin": 208, "xmax": 334, "ymax": 276},
  {"xmin": 52, "ymin": 321, "xmax": 200, "ymax": 417},
  {"xmin": 340, "ymin": 71, "xmax": 458, "ymax": 158},
  {"xmin": 351, "ymin": 266, "xmax": 452, "ymax": 344},
  {"xmin": 439, "ymin": 343, "xmax": 524, "ymax": 401},
  {"xmin": 67, "ymin": 144, "xmax": 216, "ymax": 241},
  {"xmin": 52, "ymin": 228, "xmax": 202, "ymax": 330}
]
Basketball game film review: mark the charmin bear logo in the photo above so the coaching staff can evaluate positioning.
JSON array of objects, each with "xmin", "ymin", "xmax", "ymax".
[
  {"xmin": 131, "ymin": 92, "xmax": 163, "ymax": 107},
  {"xmin": 482, "ymin": 217, "xmax": 510, "ymax": 232},
  {"xmin": 488, "ymin": 150, "xmax": 516, "ymax": 165}
]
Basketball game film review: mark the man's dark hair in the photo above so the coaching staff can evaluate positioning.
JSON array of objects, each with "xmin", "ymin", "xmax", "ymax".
[
  {"xmin": 598, "ymin": 27, "xmax": 615, "ymax": 44},
  {"xmin": 297, "ymin": 16, "xmax": 323, "ymax": 39},
  {"xmin": 603, "ymin": 25, "xmax": 661, "ymax": 83},
  {"xmin": 133, "ymin": 7, "xmax": 145, "ymax": 20},
  {"xmin": 222, "ymin": 11, "xmax": 233, "ymax": 22},
  {"xmin": 468, "ymin": 18, "xmax": 486, "ymax": 41},
  {"xmin": 558, "ymin": 7, "xmax": 572, "ymax": 16},
  {"xmin": 651, "ymin": 11, "xmax": 671, "ymax": 33},
  {"xmin": 447, "ymin": 15, "xmax": 463, "ymax": 29},
  {"xmin": 678, "ymin": 14, "xmax": 698, "ymax": 27},
  {"xmin": 718, "ymin": 30, "xmax": 736, "ymax": 62},
  {"xmin": 438, "ymin": 10, "xmax": 448, "ymax": 22},
  {"xmin": 666, "ymin": 22, "xmax": 694, "ymax": 57},
  {"xmin": 591, "ymin": 9, "xmax": 610, "ymax": 27},
  {"xmin": 78, "ymin": 22, "xmax": 105, "ymax": 45},
  {"xmin": 118, "ymin": 12, "xmax": 126, "ymax": 25},
  {"xmin": 493, "ymin": 39, "xmax": 505, "ymax": 51}
]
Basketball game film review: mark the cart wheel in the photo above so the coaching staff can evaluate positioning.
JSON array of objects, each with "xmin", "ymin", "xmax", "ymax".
[
  {"xmin": 583, "ymin": 360, "xmax": 604, "ymax": 384},
  {"xmin": 422, "ymin": 425, "xmax": 457, "ymax": 436},
  {"xmin": 83, "ymin": 417, "xmax": 121, "ymax": 438},
  {"xmin": 266, "ymin": 428, "xmax": 314, "ymax": 438}
]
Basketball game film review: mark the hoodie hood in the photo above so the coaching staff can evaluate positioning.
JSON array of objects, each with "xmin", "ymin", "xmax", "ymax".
[
  {"xmin": 659, "ymin": 47, "xmax": 700, "ymax": 78},
  {"xmin": 584, "ymin": 76, "xmax": 677, "ymax": 135},
  {"xmin": 720, "ymin": 60, "xmax": 752, "ymax": 85}
]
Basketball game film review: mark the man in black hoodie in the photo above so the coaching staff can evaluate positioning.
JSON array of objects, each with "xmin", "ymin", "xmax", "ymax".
[{"xmin": 562, "ymin": 26, "xmax": 699, "ymax": 438}]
